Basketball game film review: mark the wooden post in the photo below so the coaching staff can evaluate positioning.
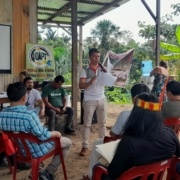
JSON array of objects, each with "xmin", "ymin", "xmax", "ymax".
[{"xmin": 71, "ymin": 0, "xmax": 78, "ymax": 125}]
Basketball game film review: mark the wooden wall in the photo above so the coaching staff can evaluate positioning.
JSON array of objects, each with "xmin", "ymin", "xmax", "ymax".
[
  {"xmin": 0, "ymin": 0, "xmax": 13, "ymax": 91},
  {"xmin": 0, "ymin": 0, "xmax": 37, "ymax": 91}
]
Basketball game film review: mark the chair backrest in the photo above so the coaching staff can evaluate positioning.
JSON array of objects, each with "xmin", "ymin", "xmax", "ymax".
[
  {"xmin": 118, "ymin": 159, "xmax": 171, "ymax": 180},
  {"xmin": 103, "ymin": 136, "xmax": 121, "ymax": 144},
  {"xmin": 164, "ymin": 117, "xmax": 180, "ymax": 136},
  {"xmin": 93, "ymin": 158, "xmax": 172, "ymax": 180},
  {"xmin": 166, "ymin": 156, "xmax": 180, "ymax": 180},
  {"xmin": 3, "ymin": 131, "xmax": 52, "ymax": 161}
]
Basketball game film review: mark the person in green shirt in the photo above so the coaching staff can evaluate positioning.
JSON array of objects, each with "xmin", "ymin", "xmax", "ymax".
[{"xmin": 42, "ymin": 75, "xmax": 75, "ymax": 134}]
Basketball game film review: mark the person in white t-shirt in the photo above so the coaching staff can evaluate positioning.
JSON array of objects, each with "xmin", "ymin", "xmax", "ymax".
[
  {"xmin": 24, "ymin": 77, "xmax": 45, "ymax": 117},
  {"xmin": 79, "ymin": 48, "xmax": 107, "ymax": 156},
  {"xmin": 83, "ymin": 83, "xmax": 150, "ymax": 180}
]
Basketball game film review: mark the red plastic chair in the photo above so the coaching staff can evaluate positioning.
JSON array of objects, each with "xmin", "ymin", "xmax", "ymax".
[
  {"xmin": 0, "ymin": 132, "xmax": 15, "ymax": 173},
  {"xmin": 3, "ymin": 131, "xmax": 67, "ymax": 180},
  {"xmin": 164, "ymin": 117, "xmax": 180, "ymax": 136},
  {"xmin": 103, "ymin": 136, "xmax": 121, "ymax": 144},
  {"xmin": 167, "ymin": 156, "xmax": 180, "ymax": 180},
  {"xmin": 92, "ymin": 158, "xmax": 172, "ymax": 180}
]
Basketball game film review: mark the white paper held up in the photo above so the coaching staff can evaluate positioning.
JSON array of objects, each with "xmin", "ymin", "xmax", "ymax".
[{"xmin": 97, "ymin": 72, "xmax": 117, "ymax": 87}]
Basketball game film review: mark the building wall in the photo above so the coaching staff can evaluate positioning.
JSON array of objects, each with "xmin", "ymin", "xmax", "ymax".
[{"xmin": 0, "ymin": 0, "xmax": 37, "ymax": 91}]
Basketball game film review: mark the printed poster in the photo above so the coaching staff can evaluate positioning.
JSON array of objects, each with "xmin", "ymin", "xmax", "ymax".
[
  {"xmin": 102, "ymin": 49, "xmax": 134, "ymax": 88},
  {"xmin": 26, "ymin": 43, "xmax": 55, "ymax": 82}
]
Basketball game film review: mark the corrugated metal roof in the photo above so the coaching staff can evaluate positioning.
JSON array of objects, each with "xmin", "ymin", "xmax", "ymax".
[{"xmin": 38, "ymin": 0, "xmax": 130, "ymax": 25}]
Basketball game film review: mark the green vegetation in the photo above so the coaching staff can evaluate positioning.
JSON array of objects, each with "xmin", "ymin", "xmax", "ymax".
[{"xmin": 38, "ymin": 3, "xmax": 180, "ymax": 104}]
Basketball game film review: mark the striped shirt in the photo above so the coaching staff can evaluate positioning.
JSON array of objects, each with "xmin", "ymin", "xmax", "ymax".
[{"xmin": 0, "ymin": 106, "xmax": 53, "ymax": 158}]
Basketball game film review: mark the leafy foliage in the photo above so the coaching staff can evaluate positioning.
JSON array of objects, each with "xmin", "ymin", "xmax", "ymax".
[
  {"xmin": 37, "ymin": 2, "xmax": 180, "ymax": 102},
  {"xmin": 105, "ymin": 87, "xmax": 131, "ymax": 104},
  {"xmin": 38, "ymin": 27, "xmax": 72, "ymax": 76}
]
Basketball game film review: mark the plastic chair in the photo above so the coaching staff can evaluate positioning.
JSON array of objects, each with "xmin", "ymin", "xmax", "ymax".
[
  {"xmin": 103, "ymin": 136, "xmax": 121, "ymax": 144},
  {"xmin": 92, "ymin": 158, "xmax": 172, "ymax": 180},
  {"xmin": 164, "ymin": 117, "xmax": 180, "ymax": 136},
  {"xmin": 3, "ymin": 131, "xmax": 67, "ymax": 180},
  {"xmin": 0, "ymin": 132, "xmax": 15, "ymax": 173},
  {"xmin": 167, "ymin": 156, "xmax": 180, "ymax": 180}
]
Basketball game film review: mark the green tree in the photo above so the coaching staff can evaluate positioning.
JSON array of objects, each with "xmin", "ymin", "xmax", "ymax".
[
  {"xmin": 38, "ymin": 27, "xmax": 72, "ymax": 76},
  {"xmin": 138, "ymin": 3, "xmax": 180, "ymax": 44},
  {"xmin": 44, "ymin": 27, "xmax": 58, "ymax": 41},
  {"xmin": 171, "ymin": 3, "xmax": 180, "ymax": 16},
  {"xmin": 91, "ymin": 20, "xmax": 123, "ymax": 51}
]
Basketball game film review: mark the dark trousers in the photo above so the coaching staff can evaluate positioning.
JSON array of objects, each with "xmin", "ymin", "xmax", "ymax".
[
  {"xmin": 0, "ymin": 152, "xmax": 14, "ymax": 166},
  {"xmin": 45, "ymin": 107, "xmax": 74, "ymax": 131}
]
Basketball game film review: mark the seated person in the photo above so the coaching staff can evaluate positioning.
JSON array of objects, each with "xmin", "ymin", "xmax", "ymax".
[
  {"xmin": 42, "ymin": 75, "xmax": 75, "ymax": 134},
  {"xmin": 162, "ymin": 80, "xmax": 180, "ymax": 118},
  {"xmin": 0, "ymin": 82, "xmax": 72, "ymax": 179},
  {"xmin": 84, "ymin": 93, "xmax": 180, "ymax": 180},
  {"xmin": 110, "ymin": 83, "xmax": 150, "ymax": 138},
  {"xmin": 19, "ymin": 70, "xmax": 30, "ymax": 83},
  {"xmin": 24, "ymin": 77, "xmax": 45, "ymax": 117},
  {"xmin": 83, "ymin": 83, "xmax": 150, "ymax": 180}
]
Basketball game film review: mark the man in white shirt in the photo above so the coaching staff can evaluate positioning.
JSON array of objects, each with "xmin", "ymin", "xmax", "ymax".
[
  {"xmin": 24, "ymin": 77, "xmax": 45, "ymax": 117},
  {"xmin": 79, "ymin": 48, "xmax": 107, "ymax": 156}
]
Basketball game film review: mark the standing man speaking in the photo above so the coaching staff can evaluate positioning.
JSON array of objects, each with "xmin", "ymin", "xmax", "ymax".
[{"xmin": 79, "ymin": 48, "xmax": 107, "ymax": 156}]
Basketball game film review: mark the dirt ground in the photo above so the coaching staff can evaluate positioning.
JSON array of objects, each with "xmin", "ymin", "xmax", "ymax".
[{"xmin": 0, "ymin": 103, "xmax": 132, "ymax": 180}]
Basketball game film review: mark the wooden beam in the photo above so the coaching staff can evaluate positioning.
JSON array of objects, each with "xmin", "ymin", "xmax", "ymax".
[
  {"xmin": 42, "ymin": 2, "xmax": 71, "ymax": 24},
  {"xmin": 78, "ymin": 0, "xmax": 129, "ymax": 24},
  {"xmin": 38, "ymin": 19, "xmax": 83, "ymax": 26},
  {"xmin": 156, "ymin": 0, "xmax": 160, "ymax": 66},
  {"xmin": 76, "ymin": 0, "xmax": 108, "ymax": 6},
  {"xmin": 29, "ymin": 0, "xmax": 37, "ymax": 43},
  {"xmin": 38, "ymin": 7, "xmax": 91, "ymax": 15},
  {"xmin": 71, "ymin": 0, "xmax": 78, "ymax": 125},
  {"xmin": 12, "ymin": 0, "xmax": 32, "ymax": 76},
  {"xmin": 79, "ymin": 25, "xmax": 83, "ymax": 70}
]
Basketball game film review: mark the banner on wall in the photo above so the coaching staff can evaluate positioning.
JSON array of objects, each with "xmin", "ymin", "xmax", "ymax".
[{"xmin": 26, "ymin": 43, "xmax": 55, "ymax": 82}]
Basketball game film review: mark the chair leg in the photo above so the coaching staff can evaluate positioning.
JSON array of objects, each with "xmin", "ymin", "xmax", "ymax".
[
  {"xmin": 59, "ymin": 150, "xmax": 67, "ymax": 180},
  {"xmin": 13, "ymin": 158, "xmax": 17, "ymax": 180},
  {"xmin": 31, "ymin": 160, "xmax": 39, "ymax": 180},
  {"xmin": 6, "ymin": 155, "xmax": 13, "ymax": 174}
]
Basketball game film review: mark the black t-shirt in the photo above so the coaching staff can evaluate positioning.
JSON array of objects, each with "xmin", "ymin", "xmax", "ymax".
[{"xmin": 107, "ymin": 127, "xmax": 180, "ymax": 179}]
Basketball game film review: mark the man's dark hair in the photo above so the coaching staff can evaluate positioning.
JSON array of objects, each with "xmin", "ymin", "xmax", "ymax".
[
  {"xmin": 167, "ymin": 80, "xmax": 180, "ymax": 96},
  {"xmin": 54, "ymin": 75, "xmax": 65, "ymax": 83},
  {"xmin": 7, "ymin": 82, "xmax": 26, "ymax": 102},
  {"xmin": 23, "ymin": 77, "xmax": 33, "ymax": 84},
  {"xmin": 131, "ymin": 83, "xmax": 150, "ymax": 98},
  {"xmin": 159, "ymin": 60, "xmax": 168, "ymax": 69},
  {"xmin": 89, "ymin": 48, "xmax": 100, "ymax": 57}
]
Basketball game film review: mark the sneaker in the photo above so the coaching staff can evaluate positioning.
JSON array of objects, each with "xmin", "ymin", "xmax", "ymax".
[
  {"xmin": 79, "ymin": 148, "xmax": 88, "ymax": 156},
  {"xmin": 38, "ymin": 170, "xmax": 55, "ymax": 180},
  {"xmin": 64, "ymin": 127, "xmax": 76, "ymax": 134}
]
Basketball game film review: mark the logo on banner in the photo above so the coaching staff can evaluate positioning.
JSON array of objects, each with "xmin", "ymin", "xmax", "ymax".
[{"xmin": 28, "ymin": 45, "xmax": 53, "ymax": 68}]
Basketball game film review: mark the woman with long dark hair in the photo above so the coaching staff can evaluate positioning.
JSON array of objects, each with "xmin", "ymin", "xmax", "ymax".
[{"xmin": 107, "ymin": 93, "xmax": 180, "ymax": 179}]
